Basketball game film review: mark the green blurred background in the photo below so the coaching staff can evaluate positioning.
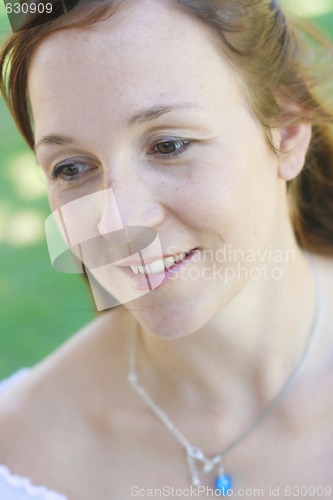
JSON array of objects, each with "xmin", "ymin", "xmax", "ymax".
[{"xmin": 0, "ymin": 1, "xmax": 333, "ymax": 378}]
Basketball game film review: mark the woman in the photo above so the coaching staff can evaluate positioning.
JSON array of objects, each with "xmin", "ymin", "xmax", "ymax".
[{"xmin": 0, "ymin": 0, "xmax": 332, "ymax": 498}]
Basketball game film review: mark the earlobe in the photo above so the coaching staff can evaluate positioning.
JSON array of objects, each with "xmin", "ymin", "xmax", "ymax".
[{"xmin": 277, "ymin": 122, "xmax": 312, "ymax": 181}]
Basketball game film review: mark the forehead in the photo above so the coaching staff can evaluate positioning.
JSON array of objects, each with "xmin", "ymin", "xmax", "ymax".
[
  {"xmin": 28, "ymin": 0, "xmax": 242, "ymax": 138},
  {"xmin": 28, "ymin": 0, "xmax": 220, "ymax": 69}
]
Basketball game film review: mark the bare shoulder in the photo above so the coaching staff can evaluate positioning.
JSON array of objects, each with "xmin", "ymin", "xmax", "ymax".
[{"xmin": 0, "ymin": 306, "xmax": 132, "ymax": 479}]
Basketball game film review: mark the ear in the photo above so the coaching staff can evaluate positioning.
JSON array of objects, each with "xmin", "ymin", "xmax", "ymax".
[{"xmin": 276, "ymin": 122, "xmax": 312, "ymax": 181}]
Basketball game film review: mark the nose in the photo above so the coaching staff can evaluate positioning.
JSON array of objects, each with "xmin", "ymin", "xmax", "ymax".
[{"xmin": 97, "ymin": 173, "xmax": 166, "ymax": 235}]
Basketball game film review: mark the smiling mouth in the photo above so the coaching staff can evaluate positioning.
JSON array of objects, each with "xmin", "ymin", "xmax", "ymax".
[{"xmin": 129, "ymin": 250, "xmax": 193, "ymax": 275}]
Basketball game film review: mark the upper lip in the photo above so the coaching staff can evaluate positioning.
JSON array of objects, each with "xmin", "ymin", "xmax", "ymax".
[{"xmin": 116, "ymin": 249, "xmax": 195, "ymax": 267}]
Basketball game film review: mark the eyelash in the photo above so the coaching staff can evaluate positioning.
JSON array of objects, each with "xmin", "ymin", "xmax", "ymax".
[{"xmin": 49, "ymin": 138, "xmax": 192, "ymax": 183}]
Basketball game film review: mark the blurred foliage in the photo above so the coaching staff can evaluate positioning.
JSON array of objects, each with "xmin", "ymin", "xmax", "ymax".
[
  {"xmin": 0, "ymin": 1, "xmax": 333, "ymax": 378},
  {"xmin": 0, "ymin": 6, "xmax": 94, "ymax": 378}
]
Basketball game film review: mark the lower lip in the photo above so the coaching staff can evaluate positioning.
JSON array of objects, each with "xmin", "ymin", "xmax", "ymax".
[{"xmin": 117, "ymin": 248, "xmax": 199, "ymax": 291}]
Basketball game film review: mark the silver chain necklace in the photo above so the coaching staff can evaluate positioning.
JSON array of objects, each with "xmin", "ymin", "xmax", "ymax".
[{"xmin": 128, "ymin": 255, "xmax": 324, "ymax": 495}]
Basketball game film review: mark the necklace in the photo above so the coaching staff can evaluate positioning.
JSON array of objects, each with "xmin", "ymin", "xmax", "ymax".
[{"xmin": 128, "ymin": 254, "xmax": 324, "ymax": 496}]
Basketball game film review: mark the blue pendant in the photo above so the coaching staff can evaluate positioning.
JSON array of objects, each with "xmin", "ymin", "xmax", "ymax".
[{"xmin": 215, "ymin": 474, "xmax": 232, "ymax": 496}]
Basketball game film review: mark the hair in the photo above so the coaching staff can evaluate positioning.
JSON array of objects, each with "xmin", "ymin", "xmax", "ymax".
[{"xmin": 1, "ymin": 0, "xmax": 333, "ymax": 254}]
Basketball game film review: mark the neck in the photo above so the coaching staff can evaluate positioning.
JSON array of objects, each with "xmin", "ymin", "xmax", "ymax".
[{"xmin": 133, "ymin": 246, "xmax": 318, "ymax": 419}]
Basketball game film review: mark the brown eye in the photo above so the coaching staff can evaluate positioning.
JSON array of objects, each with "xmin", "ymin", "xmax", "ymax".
[
  {"xmin": 62, "ymin": 164, "xmax": 82, "ymax": 176},
  {"xmin": 155, "ymin": 142, "xmax": 177, "ymax": 154},
  {"xmin": 152, "ymin": 139, "xmax": 191, "ymax": 157},
  {"xmin": 49, "ymin": 162, "xmax": 92, "ymax": 183}
]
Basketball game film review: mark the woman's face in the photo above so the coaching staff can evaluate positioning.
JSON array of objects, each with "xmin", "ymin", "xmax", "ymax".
[{"xmin": 28, "ymin": 0, "xmax": 287, "ymax": 336}]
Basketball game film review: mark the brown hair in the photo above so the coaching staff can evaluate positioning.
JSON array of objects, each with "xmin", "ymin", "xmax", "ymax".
[{"xmin": 1, "ymin": 0, "xmax": 333, "ymax": 253}]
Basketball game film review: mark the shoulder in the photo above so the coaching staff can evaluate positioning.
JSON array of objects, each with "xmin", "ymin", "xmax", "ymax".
[
  {"xmin": 0, "ymin": 304, "xmax": 131, "ymax": 422},
  {"xmin": 0, "ymin": 306, "xmax": 131, "ymax": 486},
  {"xmin": 0, "ymin": 367, "xmax": 68, "ymax": 498}
]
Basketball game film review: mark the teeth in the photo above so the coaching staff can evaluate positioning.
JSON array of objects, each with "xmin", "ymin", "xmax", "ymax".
[
  {"xmin": 163, "ymin": 257, "xmax": 177, "ymax": 269},
  {"xmin": 130, "ymin": 252, "xmax": 188, "ymax": 275},
  {"xmin": 130, "ymin": 265, "xmax": 139, "ymax": 275},
  {"xmin": 149, "ymin": 260, "xmax": 166, "ymax": 273}
]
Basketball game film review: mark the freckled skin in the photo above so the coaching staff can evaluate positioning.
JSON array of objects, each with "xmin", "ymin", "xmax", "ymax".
[{"xmin": 29, "ymin": 0, "xmax": 308, "ymax": 338}]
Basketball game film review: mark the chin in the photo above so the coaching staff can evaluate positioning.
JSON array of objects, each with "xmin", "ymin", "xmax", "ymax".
[{"xmin": 125, "ymin": 294, "xmax": 215, "ymax": 339}]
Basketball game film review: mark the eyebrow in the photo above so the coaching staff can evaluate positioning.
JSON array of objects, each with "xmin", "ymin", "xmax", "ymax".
[{"xmin": 33, "ymin": 102, "xmax": 201, "ymax": 151}]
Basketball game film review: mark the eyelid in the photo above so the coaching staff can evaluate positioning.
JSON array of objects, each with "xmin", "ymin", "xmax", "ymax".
[
  {"xmin": 48, "ymin": 136, "xmax": 194, "ymax": 184},
  {"xmin": 50, "ymin": 137, "xmax": 192, "ymax": 171},
  {"xmin": 49, "ymin": 160, "xmax": 95, "ymax": 183},
  {"xmin": 147, "ymin": 136, "xmax": 194, "ymax": 157}
]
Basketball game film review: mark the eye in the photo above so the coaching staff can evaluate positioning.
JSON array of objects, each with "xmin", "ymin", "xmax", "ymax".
[
  {"xmin": 49, "ymin": 162, "xmax": 94, "ymax": 184},
  {"xmin": 151, "ymin": 139, "xmax": 191, "ymax": 157}
]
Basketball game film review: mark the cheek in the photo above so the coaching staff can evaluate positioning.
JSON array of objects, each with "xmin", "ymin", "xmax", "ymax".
[
  {"xmin": 47, "ymin": 188, "xmax": 59, "ymax": 213},
  {"xmin": 47, "ymin": 188, "xmax": 75, "ymax": 216},
  {"xmin": 173, "ymin": 153, "xmax": 249, "ymax": 221},
  {"xmin": 46, "ymin": 177, "xmax": 102, "ymax": 213},
  {"xmin": 176, "ymin": 145, "xmax": 277, "ymax": 245}
]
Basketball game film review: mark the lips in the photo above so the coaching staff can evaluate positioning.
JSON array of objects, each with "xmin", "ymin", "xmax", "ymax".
[
  {"xmin": 115, "ymin": 249, "xmax": 195, "ymax": 268},
  {"xmin": 116, "ymin": 248, "xmax": 199, "ymax": 291},
  {"xmin": 129, "ymin": 251, "xmax": 192, "ymax": 275}
]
